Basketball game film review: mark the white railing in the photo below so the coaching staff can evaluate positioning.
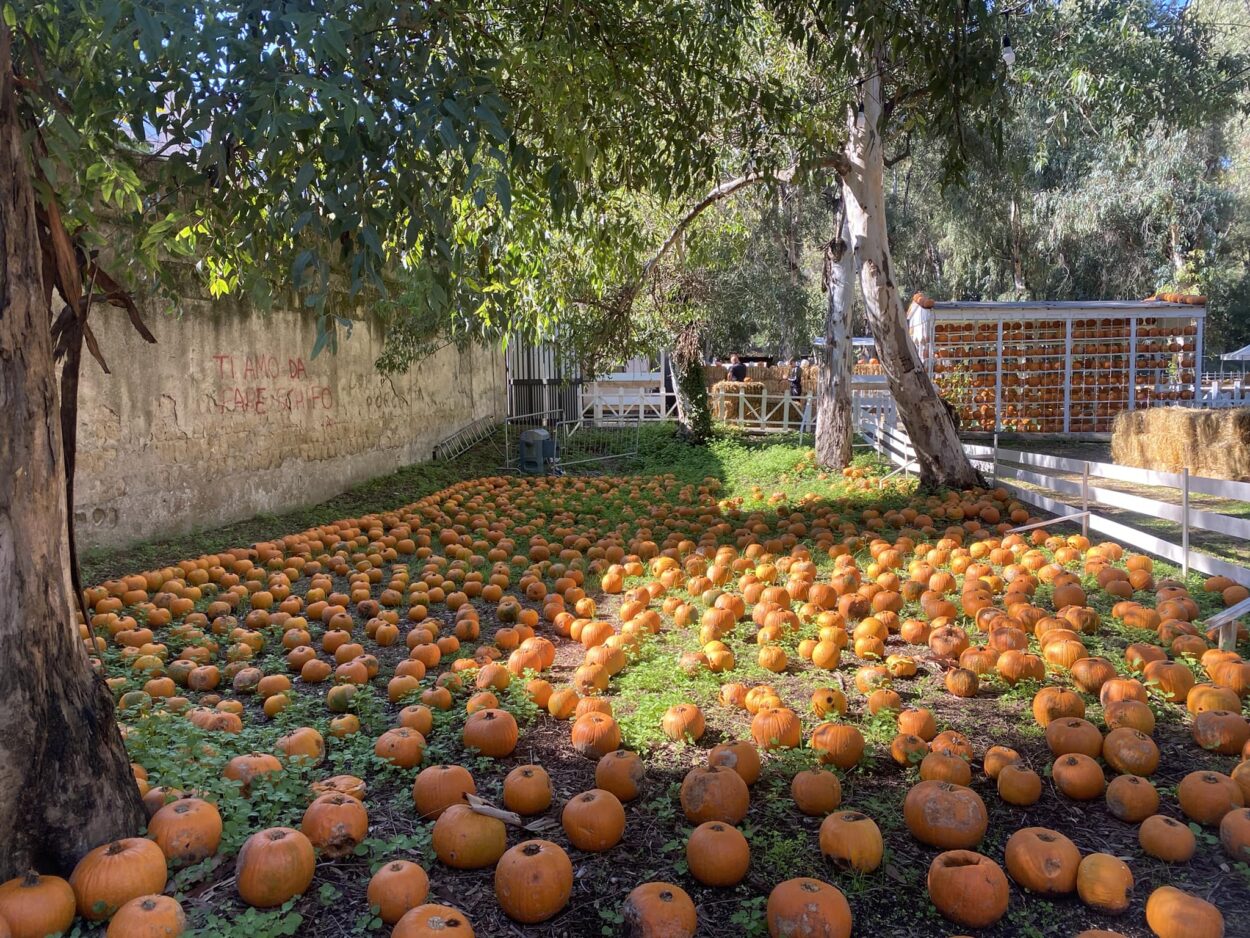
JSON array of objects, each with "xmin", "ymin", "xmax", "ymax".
[
  {"xmin": 1201, "ymin": 379, "xmax": 1249, "ymax": 408},
  {"xmin": 710, "ymin": 387, "xmax": 813, "ymax": 433},
  {"xmin": 857, "ymin": 412, "xmax": 1250, "ymax": 598},
  {"xmin": 579, "ymin": 382, "xmax": 896, "ymax": 436},
  {"xmin": 580, "ymin": 385, "xmax": 680, "ymax": 424}
]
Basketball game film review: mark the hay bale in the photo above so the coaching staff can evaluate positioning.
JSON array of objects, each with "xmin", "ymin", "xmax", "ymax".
[{"xmin": 1111, "ymin": 407, "xmax": 1250, "ymax": 481}]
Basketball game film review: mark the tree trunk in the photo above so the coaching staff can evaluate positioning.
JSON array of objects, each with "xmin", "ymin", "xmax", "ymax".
[
  {"xmin": 841, "ymin": 67, "xmax": 982, "ymax": 491},
  {"xmin": 1009, "ymin": 198, "xmax": 1027, "ymax": 297},
  {"xmin": 815, "ymin": 206, "xmax": 855, "ymax": 468},
  {"xmin": 0, "ymin": 24, "xmax": 145, "ymax": 879},
  {"xmin": 669, "ymin": 324, "xmax": 712, "ymax": 443},
  {"xmin": 1169, "ymin": 223, "xmax": 1194, "ymax": 290}
]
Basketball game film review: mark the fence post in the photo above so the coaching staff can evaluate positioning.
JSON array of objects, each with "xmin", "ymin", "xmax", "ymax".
[
  {"xmin": 1182, "ymin": 467, "xmax": 1191, "ymax": 579},
  {"xmin": 991, "ymin": 432, "xmax": 999, "ymax": 487},
  {"xmin": 1080, "ymin": 462, "xmax": 1090, "ymax": 538},
  {"xmin": 761, "ymin": 388, "xmax": 769, "ymax": 432},
  {"xmin": 1128, "ymin": 317, "xmax": 1137, "ymax": 412},
  {"xmin": 1063, "ymin": 319, "xmax": 1073, "ymax": 434},
  {"xmin": 738, "ymin": 387, "xmax": 745, "ymax": 426},
  {"xmin": 783, "ymin": 391, "xmax": 791, "ymax": 433}
]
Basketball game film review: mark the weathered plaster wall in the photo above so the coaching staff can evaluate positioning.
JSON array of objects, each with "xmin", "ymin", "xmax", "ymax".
[{"xmin": 74, "ymin": 297, "xmax": 505, "ymax": 548}]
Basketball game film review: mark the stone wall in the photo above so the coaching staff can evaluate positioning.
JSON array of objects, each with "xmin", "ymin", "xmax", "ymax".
[{"xmin": 74, "ymin": 296, "xmax": 505, "ymax": 549}]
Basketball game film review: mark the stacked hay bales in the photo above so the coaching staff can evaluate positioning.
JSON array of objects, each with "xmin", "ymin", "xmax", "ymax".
[
  {"xmin": 703, "ymin": 361, "xmax": 877, "ymax": 388},
  {"xmin": 1111, "ymin": 407, "xmax": 1250, "ymax": 481},
  {"xmin": 704, "ymin": 363, "xmax": 800, "ymax": 387}
]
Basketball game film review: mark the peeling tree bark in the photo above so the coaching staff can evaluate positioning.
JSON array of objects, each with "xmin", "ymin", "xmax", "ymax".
[
  {"xmin": 840, "ymin": 66, "xmax": 983, "ymax": 491},
  {"xmin": 815, "ymin": 204, "xmax": 855, "ymax": 468},
  {"xmin": 0, "ymin": 23, "xmax": 145, "ymax": 879},
  {"xmin": 669, "ymin": 323, "xmax": 712, "ymax": 443}
]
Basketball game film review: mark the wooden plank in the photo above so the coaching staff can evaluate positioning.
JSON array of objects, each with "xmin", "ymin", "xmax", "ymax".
[
  {"xmin": 993, "ymin": 447, "xmax": 1250, "ymax": 501},
  {"xmin": 1205, "ymin": 595, "xmax": 1250, "ymax": 650},
  {"xmin": 986, "ymin": 462, "xmax": 1250, "ymax": 540},
  {"xmin": 1086, "ymin": 486, "xmax": 1250, "ymax": 541},
  {"xmin": 997, "ymin": 464, "xmax": 1084, "ymax": 495},
  {"xmin": 997, "ymin": 480, "xmax": 1250, "ymax": 587}
]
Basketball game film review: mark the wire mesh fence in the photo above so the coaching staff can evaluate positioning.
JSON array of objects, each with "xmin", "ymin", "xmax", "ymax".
[
  {"xmin": 499, "ymin": 409, "xmax": 641, "ymax": 474},
  {"xmin": 556, "ymin": 418, "xmax": 641, "ymax": 470}
]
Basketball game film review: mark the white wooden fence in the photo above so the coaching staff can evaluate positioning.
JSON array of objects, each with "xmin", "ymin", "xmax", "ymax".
[
  {"xmin": 856, "ymin": 414, "xmax": 1250, "ymax": 591},
  {"xmin": 1201, "ymin": 376, "xmax": 1249, "ymax": 408},
  {"xmin": 579, "ymin": 381, "xmax": 896, "ymax": 435},
  {"xmin": 580, "ymin": 384, "xmax": 679, "ymax": 424}
]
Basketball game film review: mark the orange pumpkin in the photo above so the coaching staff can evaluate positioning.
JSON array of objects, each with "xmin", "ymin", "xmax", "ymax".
[
  {"xmin": 818, "ymin": 811, "xmax": 883, "ymax": 873},
  {"xmin": 104, "ymin": 895, "xmax": 187, "ymax": 938},
  {"xmin": 148, "ymin": 797, "xmax": 223, "ymax": 866},
  {"xmin": 561, "ymin": 789, "xmax": 626, "ymax": 852},
  {"xmin": 766, "ymin": 878, "xmax": 851, "ymax": 938},
  {"xmin": 927, "ymin": 851, "xmax": 1009, "ymax": 929},
  {"xmin": 432, "ymin": 804, "xmax": 507, "ymax": 869},
  {"xmin": 903, "ymin": 781, "xmax": 988, "ymax": 849},
  {"xmin": 494, "ymin": 840, "xmax": 573, "ymax": 924},
  {"xmin": 367, "ymin": 861, "xmax": 430, "ymax": 925},
  {"xmin": 235, "ymin": 827, "xmax": 315, "ymax": 908},
  {"xmin": 622, "ymin": 883, "xmax": 696, "ymax": 938},
  {"xmin": 686, "ymin": 821, "xmax": 751, "ymax": 887},
  {"xmin": 70, "ymin": 838, "xmax": 168, "ymax": 921},
  {"xmin": 0, "ymin": 872, "xmax": 77, "ymax": 938}
]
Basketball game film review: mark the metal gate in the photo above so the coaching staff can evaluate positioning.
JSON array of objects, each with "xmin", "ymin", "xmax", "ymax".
[{"xmin": 505, "ymin": 340, "xmax": 581, "ymax": 421}]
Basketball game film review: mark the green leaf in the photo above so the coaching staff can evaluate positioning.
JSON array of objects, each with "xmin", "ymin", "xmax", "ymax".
[
  {"xmin": 311, "ymin": 325, "xmax": 333, "ymax": 360},
  {"xmin": 294, "ymin": 162, "xmax": 316, "ymax": 192},
  {"xmin": 474, "ymin": 104, "xmax": 509, "ymax": 143},
  {"xmin": 494, "ymin": 174, "xmax": 512, "ymax": 215}
]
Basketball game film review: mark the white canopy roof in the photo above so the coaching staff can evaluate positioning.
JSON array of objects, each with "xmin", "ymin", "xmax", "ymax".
[{"xmin": 1222, "ymin": 344, "xmax": 1250, "ymax": 361}]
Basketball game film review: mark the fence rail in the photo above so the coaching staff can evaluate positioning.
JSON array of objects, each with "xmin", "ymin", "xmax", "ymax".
[
  {"xmin": 856, "ymin": 412, "xmax": 1250, "ymax": 610},
  {"xmin": 578, "ymin": 380, "xmax": 896, "ymax": 436},
  {"xmin": 580, "ymin": 386, "xmax": 679, "ymax": 424}
]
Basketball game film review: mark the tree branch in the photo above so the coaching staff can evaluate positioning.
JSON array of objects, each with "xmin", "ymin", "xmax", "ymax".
[
  {"xmin": 635, "ymin": 153, "xmax": 851, "ymax": 287},
  {"xmin": 882, "ymin": 86, "xmax": 926, "ymax": 122},
  {"xmin": 884, "ymin": 141, "xmax": 912, "ymax": 168}
]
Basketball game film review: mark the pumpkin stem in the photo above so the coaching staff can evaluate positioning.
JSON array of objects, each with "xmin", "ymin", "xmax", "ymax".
[
  {"xmin": 105, "ymin": 841, "xmax": 127, "ymax": 856},
  {"xmin": 21, "ymin": 870, "xmax": 40, "ymax": 887}
]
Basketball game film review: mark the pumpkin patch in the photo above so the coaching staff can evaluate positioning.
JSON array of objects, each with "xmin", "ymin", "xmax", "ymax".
[{"xmin": 20, "ymin": 443, "xmax": 1250, "ymax": 936}]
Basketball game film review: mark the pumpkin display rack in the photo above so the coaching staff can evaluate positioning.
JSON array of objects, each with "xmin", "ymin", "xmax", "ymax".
[{"xmin": 908, "ymin": 299, "xmax": 1204, "ymax": 435}]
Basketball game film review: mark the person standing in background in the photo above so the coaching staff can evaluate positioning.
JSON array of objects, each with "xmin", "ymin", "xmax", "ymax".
[
  {"xmin": 788, "ymin": 359, "xmax": 803, "ymax": 398},
  {"xmin": 728, "ymin": 354, "xmax": 747, "ymax": 382}
]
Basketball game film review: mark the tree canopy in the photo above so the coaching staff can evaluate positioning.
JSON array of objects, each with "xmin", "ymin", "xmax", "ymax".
[
  {"xmin": 12, "ymin": 0, "xmax": 801, "ymax": 365},
  {"xmin": 5, "ymin": 0, "xmax": 1245, "ymax": 367},
  {"xmin": 639, "ymin": 0, "xmax": 1250, "ymax": 359}
]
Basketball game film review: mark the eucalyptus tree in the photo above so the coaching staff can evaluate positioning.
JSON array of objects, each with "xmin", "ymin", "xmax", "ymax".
[
  {"xmin": 616, "ymin": 2, "xmax": 1010, "ymax": 485},
  {"xmin": 887, "ymin": 0, "xmax": 1248, "ymax": 335},
  {"xmin": 795, "ymin": 0, "xmax": 1246, "ymax": 475}
]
